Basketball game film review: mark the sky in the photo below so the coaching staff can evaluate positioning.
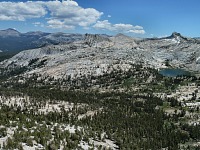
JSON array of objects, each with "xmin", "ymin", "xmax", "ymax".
[{"xmin": 0, "ymin": 0, "xmax": 200, "ymax": 37}]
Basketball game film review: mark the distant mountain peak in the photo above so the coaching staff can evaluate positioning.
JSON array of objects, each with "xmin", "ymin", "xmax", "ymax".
[
  {"xmin": 0, "ymin": 28, "xmax": 20, "ymax": 37},
  {"xmin": 4, "ymin": 28, "xmax": 20, "ymax": 34},
  {"xmin": 115, "ymin": 33, "xmax": 127, "ymax": 37},
  {"xmin": 113, "ymin": 33, "xmax": 134, "ymax": 41},
  {"xmin": 166, "ymin": 32, "xmax": 191, "ymax": 42},
  {"xmin": 5, "ymin": 28, "xmax": 18, "ymax": 31},
  {"xmin": 170, "ymin": 32, "xmax": 182, "ymax": 38}
]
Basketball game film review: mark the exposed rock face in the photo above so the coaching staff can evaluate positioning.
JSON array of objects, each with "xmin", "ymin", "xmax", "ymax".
[
  {"xmin": 1, "ymin": 32, "xmax": 200, "ymax": 79},
  {"xmin": 138, "ymin": 33, "xmax": 200, "ymax": 71}
]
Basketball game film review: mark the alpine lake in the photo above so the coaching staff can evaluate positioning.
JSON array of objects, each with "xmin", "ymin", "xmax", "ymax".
[{"xmin": 159, "ymin": 68, "xmax": 192, "ymax": 77}]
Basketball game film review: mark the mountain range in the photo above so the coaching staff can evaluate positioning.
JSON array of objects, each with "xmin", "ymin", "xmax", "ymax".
[
  {"xmin": 0, "ymin": 28, "xmax": 83, "ymax": 52},
  {"xmin": 1, "ymin": 29, "xmax": 200, "ymax": 79}
]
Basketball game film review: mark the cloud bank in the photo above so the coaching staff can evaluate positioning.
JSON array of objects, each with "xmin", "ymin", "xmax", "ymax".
[
  {"xmin": 93, "ymin": 20, "xmax": 145, "ymax": 34},
  {"xmin": 0, "ymin": 0, "xmax": 145, "ymax": 34},
  {"xmin": 0, "ymin": 0, "xmax": 103, "ymax": 30},
  {"xmin": 0, "ymin": 1, "xmax": 46, "ymax": 21}
]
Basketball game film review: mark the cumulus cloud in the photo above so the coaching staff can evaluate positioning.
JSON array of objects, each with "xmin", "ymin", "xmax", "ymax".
[
  {"xmin": 0, "ymin": 0, "xmax": 103, "ymax": 30},
  {"xmin": 47, "ymin": 19, "xmax": 75, "ymax": 30},
  {"xmin": 0, "ymin": 0, "xmax": 145, "ymax": 34},
  {"xmin": 93, "ymin": 20, "xmax": 112, "ymax": 30},
  {"xmin": 0, "ymin": 1, "xmax": 46, "ymax": 21},
  {"xmin": 45, "ymin": 0, "xmax": 103, "ymax": 29},
  {"xmin": 93, "ymin": 20, "xmax": 145, "ymax": 34}
]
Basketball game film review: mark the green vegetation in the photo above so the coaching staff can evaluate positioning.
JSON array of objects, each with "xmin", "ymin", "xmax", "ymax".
[
  {"xmin": 0, "ymin": 63, "xmax": 200, "ymax": 149},
  {"xmin": 0, "ymin": 51, "xmax": 18, "ymax": 62}
]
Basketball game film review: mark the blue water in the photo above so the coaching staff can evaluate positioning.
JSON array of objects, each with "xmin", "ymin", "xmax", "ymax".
[{"xmin": 159, "ymin": 68, "xmax": 191, "ymax": 77}]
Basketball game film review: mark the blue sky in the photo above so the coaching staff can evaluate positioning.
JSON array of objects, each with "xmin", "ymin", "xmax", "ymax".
[{"xmin": 0, "ymin": 0, "xmax": 199, "ymax": 37}]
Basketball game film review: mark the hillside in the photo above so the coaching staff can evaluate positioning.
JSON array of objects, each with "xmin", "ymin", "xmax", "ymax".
[
  {"xmin": 1, "ymin": 32, "xmax": 200, "ymax": 80},
  {"xmin": 1, "ymin": 32, "xmax": 200, "ymax": 149}
]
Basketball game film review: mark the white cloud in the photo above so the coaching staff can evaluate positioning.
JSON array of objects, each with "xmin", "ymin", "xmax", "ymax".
[
  {"xmin": 0, "ymin": 0, "xmax": 144, "ymax": 34},
  {"xmin": 33, "ymin": 22, "xmax": 44, "ymax": 27},
  {"xmin": 45, "ymin": 0, "xmax": 103, "ymax": 29},
  {"xmin": 93, "ymin": 20, "xmax": 112, "ymax": 31},
  {"xmin": 93, "ymin": 20, "xmax": 145, "ymax": 34},
  {"xmin": 47, "ymin": 19, "xmax": 75, "ymax": 30},
  {"xmin": 113, "ymin": 23, "xmax": 133, "ymax": 31},
  {"xmin": 128, "ymin": 29, "xmax": 145, "ymax": 34},
  {"xmin": 0, "ymin": 1, "xmax": 46, "ymax": 21},
  {"xmin": 133, "ymin": 25, "xmax": 144, "ymax": 30},
  {"xmin": 0, "ymin": 0, "xmax": 103, "ymax": 30}
]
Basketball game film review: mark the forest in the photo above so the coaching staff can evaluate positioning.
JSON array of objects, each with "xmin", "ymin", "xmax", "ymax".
[{"xmin": 0, "ymin": 63, "xmax": 200, "ymax": 149}]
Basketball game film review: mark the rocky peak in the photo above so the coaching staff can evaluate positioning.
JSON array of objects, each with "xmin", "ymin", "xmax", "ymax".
[
  {"xmin": 84, "ymin": 34, "xmax": 111, "ymax": 47},
  {"xmin": 0, "ymin": 28, "xmax": 21, "ymax": 37},
  {"xmin": 114, "ymin": 33, "xmax": 133, "ymax": 40},
  {"xmin": 170, "ymin": 32, "xmax": 192, "ymax": 41},
  {"xmin": 170, "ymin": 32, "xmax": 182, "ymax": 38}
]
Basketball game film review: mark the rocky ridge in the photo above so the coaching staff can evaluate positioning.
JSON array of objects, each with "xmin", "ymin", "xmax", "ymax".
[{"xmin": 1, "ymin": 32, "xmax": 200, "ymax": 79}]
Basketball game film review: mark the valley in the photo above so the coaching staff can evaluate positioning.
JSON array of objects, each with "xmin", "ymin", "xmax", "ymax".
[{"xmin": 0, "ymin": 30, "xmax": 200, "ymax": 149}]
